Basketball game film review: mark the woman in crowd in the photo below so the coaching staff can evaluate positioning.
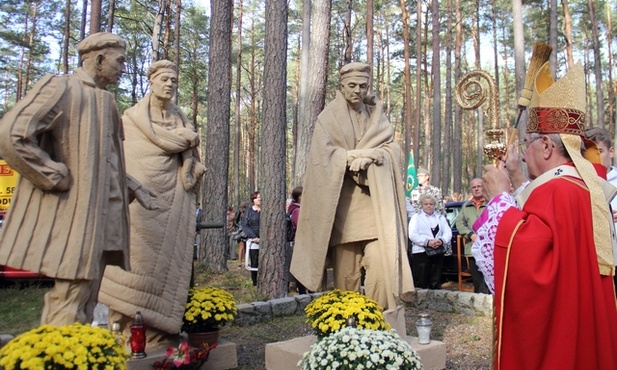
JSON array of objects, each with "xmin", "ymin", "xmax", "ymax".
[
  {"xmin": 234, "ymin": 201, "xmax": 249, "ymax": 268},
  {"xmin": 408, "ymin": 194, "xmax": 452, "ymax": 289},
  {"xmin": 287, "ymin": 186, "xmax": 308, "ymax": 294},
  {"xmin": 241, "ymin": 191, "xmax": 261, "ymax": 285}
]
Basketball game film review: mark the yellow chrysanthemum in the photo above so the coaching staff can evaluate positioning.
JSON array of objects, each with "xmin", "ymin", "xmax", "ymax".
[
  {"xmin": 0, "ymin": 323, "xmax": 129, "ymax": 370},
  {"xmin": 182, "ymin": 286, "xmax": 237, "ymax": 333},
  {"xmin": 304, "ymin": 289, "xmax": 390, "ymax": 338}
]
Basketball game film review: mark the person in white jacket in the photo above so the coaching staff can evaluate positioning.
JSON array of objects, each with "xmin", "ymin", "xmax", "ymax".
[{"xmin": 408, "ymin": 194, "xmax": 452, "ymax": 289}]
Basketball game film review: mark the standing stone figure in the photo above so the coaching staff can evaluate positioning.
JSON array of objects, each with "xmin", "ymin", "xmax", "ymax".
[
  {"xmin": 99, "ymin": 60, "xmax": 205, "ymax": 348},
  {"xmin": 0, "ymin": 32, "xmax": 157, "ymax": 326},
  {"xmin": 290, "ymin": 62, "xmax": 414, "ymax": 334}
]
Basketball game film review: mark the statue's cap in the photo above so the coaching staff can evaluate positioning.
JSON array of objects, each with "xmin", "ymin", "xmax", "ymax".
[
  {"xmin": 77, "ymin": 32, "xmax": 126, "ymax": 56},
  {"xmin": 340, "ymin": 62, "xmax": 371, "ymax": 80},
  {"xmin": 147, "ymin": 60, "xmax": 177, "ymax": 80}
]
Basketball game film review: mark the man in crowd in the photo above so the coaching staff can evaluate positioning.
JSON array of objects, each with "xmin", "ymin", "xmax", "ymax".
[
  {"xmin": 410, "ymin": 167, "xmax": 444, "ymax": 215},
  {"xmin": 0, "ymin": 33, "xmax": 157, "ymax": 326},
  {"xmin": 455, "ymin": 178, "xmax": 489, "ymax": 293},
  {"xmin": 290, "ymin": 62, "xmax": 413, "ymax": 335},
  {"xmin": 472, "ymin": 61, "xmax": 617, "ymax": 369}
]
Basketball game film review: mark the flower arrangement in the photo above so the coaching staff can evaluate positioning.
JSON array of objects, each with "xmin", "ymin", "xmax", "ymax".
[
  {"xmin": 304, "ymin": 289, "xmax": 390, "ymax": 338},
  {"xmin": 0, "ymin": 323, "xmax": 128, "ymax": 370},
  {"xmin": 153, "ymin": 341, "xmax": 216, "ymax": 370},
  {"xmin": 299, "ymin": 326, "xmax": 423, "ymax": 370},
  {"xmin": 182, "ymin": 286, "xmax": 237, "ymax": 333}
]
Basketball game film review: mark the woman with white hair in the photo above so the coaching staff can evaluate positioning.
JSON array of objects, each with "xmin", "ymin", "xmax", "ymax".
[{"xmin": 408, "ymin": 194, "xmax": 452, "ymax": 289}]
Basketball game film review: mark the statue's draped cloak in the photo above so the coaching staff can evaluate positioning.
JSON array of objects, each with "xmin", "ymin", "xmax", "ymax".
[
  {"xmin": 290, "ymin": 92, "xmax": 413, "ymax": 308},
  {"xmin": 99, "ymin": 94, "xmax": 204, "ymax": 334}
]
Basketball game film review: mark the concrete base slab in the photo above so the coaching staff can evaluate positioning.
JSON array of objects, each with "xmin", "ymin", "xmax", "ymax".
[
  {"xmin": 404, "ymin": 337, "xmax": 447, "ymax": 370},
  {"xmin": 265, "ymin": 335, "xmax": 446, "ymax": 370},
  {"xmin": 128, "ymin": 340, "xmax": 237, "ymax": 370}
]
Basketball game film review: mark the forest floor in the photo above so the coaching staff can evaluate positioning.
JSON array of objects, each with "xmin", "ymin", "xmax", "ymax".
[
  {"xmin": 208, "ymin": 260, "xmax": 493, "ymax": 369},
  {"xmin": 0, "ymin": 260, "xmax": 493, "ymax": 369}
]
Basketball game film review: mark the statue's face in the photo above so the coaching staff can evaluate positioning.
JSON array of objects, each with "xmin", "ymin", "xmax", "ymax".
[
  {"xmin": 150, "ymin": 71, "xmax": 178, "ymax": 101},
  {"xmin": 340, "ymin": 77, "xmax": 368, "ymax": 109},
  {"xmin": 96, "ymin": 47, "xmax": 126, "ymax": 87}
]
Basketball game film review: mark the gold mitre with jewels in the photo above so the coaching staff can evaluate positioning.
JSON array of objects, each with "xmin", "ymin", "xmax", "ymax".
[
  {"xmin": 527, "ymin": 61, "xmax": 586, "ymax": 135},
  {"xmin": 527, "ymin": 60, "xmax": 614, "ymax": 276}
]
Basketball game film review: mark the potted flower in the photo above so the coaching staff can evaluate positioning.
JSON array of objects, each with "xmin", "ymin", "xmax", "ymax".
[
  {"xmin": 304, "ymin": 289, "xmax": 390, "ymax": 338},
  {"xmin": 181, "ymin": 286, "xmax": 237, "ymax": 347},
  {"xmin": 153, "ymin": 341, "xmax": 216, "ymax": 370},
  {"xmin": 299, "ymin": 326, "xmax": 423, "ymax": 370},
  {"xmin": 0, "ymin": 323, "xmax": 128, "ymax": 369}
]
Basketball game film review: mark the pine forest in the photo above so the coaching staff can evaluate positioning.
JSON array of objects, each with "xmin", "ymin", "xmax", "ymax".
[{"xmin": 0, "ymin": 0, "xmax": 616, "ymax": 295}]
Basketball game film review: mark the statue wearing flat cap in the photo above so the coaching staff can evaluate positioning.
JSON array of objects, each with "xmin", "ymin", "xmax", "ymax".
[
  {"xmin": 290, "ymin": 62, "xmax": 414, "ymax": 336},
  {"xmin": 0, "ymin": 32, "xmax": 157, "ymax": 326}
]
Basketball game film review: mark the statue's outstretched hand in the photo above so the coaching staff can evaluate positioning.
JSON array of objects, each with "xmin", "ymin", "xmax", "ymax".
[{"xmin": 135, "ymin": 185, "xmax": 159, "ymax": 210}]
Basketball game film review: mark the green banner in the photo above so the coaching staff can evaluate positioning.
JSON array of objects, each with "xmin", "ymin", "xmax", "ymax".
[{"xmin": 405, "ymin": 152, "xmax": 417, "ymax": 198}]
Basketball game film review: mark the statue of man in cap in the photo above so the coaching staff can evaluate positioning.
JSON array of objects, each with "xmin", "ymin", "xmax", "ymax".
[
  {"xmin": 472, "ymin": 61, "xmax": 617, "ymax": 369},
  {"xmin": 290, "ymin": 62, "xmax": 413, "ymax": 335},
  {"xmin": 0, "ymin": 32, "xmax": 157, "ymax": 326}
]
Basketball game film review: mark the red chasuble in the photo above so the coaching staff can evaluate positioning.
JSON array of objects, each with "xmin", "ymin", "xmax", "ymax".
[{"xmin": 494, "ymin": 175, "xmax": 617, "ymax": 370}]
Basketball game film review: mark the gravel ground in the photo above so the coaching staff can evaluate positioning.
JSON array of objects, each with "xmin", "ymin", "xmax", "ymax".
[{"xmin": 221, "ymin": 303, "xmax": 493, "ymax": 369}]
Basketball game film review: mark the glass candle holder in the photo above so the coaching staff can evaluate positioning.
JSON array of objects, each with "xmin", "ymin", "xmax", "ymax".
[
  {"xmin": 130, "ymin": 311, "xmax": 147, "ymax": 359},
  {"xmin": 415, "ymin": 312, "xmax": 432, "ymax": 345}
]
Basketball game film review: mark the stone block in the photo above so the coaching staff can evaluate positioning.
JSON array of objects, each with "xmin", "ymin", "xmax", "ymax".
[
  {"xmin": 405, "ymin": 337, "xmax": 447, "ymax": 370},
  {"xmin": 264, "ymin": 335, "xmax": 446, "ymax": 370},
  {"xmin": 265, "ymin": 335, "xmax": 315, "ymax": 370},
  {"xmin": 295, "ymin": 294, "xmax": 312, "ymax": 312},
  {"xmin": 270, "ymin": 297, "xmax": 298, "ymax": 317},
  {"xmin": 127, "ymin": 340, "xmax": 237, "ymax": 370},
  {"xmin": 236, "ymin": 301, "xmax": 271, "ymax": 326},
  {"xmin": 0, "ymin": 334, "xmax": 14, "ymax": 348}
]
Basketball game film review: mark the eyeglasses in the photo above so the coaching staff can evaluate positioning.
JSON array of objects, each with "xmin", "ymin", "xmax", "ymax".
[{"xmin": 518, "ymin": 137, "xmax": 542, "ymax": 152}]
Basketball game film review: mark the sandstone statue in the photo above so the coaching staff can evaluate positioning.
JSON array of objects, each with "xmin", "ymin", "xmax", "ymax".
[
  {"xmin": 99, "ymin": 60, "xmax": 205, "ymax": 348},
  {"xmin": 0, "ymin": 32, "xmax": 157, "ymax": 326},
  {"xmin": 290, "ymin": 62, "xmax": 414, "ymax": 335}
]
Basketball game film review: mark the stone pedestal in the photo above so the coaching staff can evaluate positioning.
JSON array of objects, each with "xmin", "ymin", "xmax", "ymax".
[
  {"xmin": 127, "ymin": 340, "xmax": 237, "ymax": 370},
  {"xmin": 265, "ymin": 335, "xmax": 446, "ymax": 370}
]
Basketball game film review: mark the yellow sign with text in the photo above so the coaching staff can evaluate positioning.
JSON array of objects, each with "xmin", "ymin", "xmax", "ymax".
[{"xmin": 0, "ymin": 160, "xmax": 19, "ymax": 212}]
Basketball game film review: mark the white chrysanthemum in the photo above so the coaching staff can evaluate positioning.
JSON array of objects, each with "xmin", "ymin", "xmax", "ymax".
[{"xmin": 298, "ymin": 327, "xmax": 422, "ymax": 370}]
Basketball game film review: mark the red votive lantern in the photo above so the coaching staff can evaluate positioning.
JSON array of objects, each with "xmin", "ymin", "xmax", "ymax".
[{"xmin": 130, "ymin": 311, "xmax": 147, "ymax": 359}]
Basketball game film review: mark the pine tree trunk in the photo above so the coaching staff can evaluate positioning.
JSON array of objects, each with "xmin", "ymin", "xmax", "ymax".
[
  {"xmin": 588, "ymin": 0, "xmax": 605, "ymax": 127},
  {"xmin": 173, "ymin": 0, "xmax": 181, "ymax": 103},
  {"xmin": 107, "ymin": 0, "xmax": 116, "ymax": 32},
  {"xmin": 202, "ymin": 0, "xmax": 232, "ymax": 272},
  {"xmin": 62, "ymin": 0, "xmax": 70, "ymax": 74},
  {"xmin": 258, "ymin": 0, "xmax": 288, "ymax": 299},
  {"xmin": 233, "ymin": 0, "xmax": 243, "ymax": 207},
  {"xmin": 366, "ymin": 0, "xmax": 373, "ymax": 88},
  {"xmin": 401, "ymin": 0, "xmax": 412, "ymax": 163},
  {"xmin": 430, "ymin": 0, "xmax": 441, "ymax": 188},
  {"xmin": 343, "ymin": 0, "xmax": 352, "ymax": 64},
  {"xmin": 90, "ymin": 0, "xmax": 101, "ymax": 34},
  {"xmin": 152, "ymin": 0, "xmax": 166, "ymax": 62},
  {"xmin": 293, "ymin": 0, "xmax": 331, "ymax": 185}
]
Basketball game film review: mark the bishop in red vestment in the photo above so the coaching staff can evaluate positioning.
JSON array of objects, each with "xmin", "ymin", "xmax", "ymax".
[{"xmin": 472, "ymin": 61, "xmax": 617, "ymax": 370}]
